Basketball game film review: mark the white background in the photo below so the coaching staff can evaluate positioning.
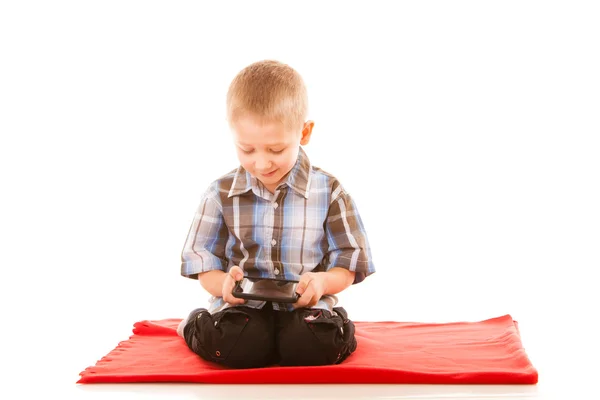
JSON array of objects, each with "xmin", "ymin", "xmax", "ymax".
[{"xmin": 1, "ymin": 1, "xmax": 598, "ymax": 399}]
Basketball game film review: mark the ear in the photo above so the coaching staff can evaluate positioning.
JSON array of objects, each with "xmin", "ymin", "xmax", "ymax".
[{"xmin": 300, "ymin": 121, "xmax": 314, "ymax": 146}]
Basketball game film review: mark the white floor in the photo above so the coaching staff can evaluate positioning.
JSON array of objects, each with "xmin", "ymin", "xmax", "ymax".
[
  {"xmin": 74, "ymin": 383, "xmax": 543, "ymax": 400},
  {"xmin": 18, "ymin": 377, "xmax": 599, "ymax": 400}
]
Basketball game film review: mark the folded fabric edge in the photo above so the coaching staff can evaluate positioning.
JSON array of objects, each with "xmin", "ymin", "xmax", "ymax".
[{"xmin": 77, "ymin": 368, "xmax": 538, "ymax": 385}]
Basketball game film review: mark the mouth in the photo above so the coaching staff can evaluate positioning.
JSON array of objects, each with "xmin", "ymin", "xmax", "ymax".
[{"xmin": 261, "ymin": 169, "xmax": 278, "ymax": 177}]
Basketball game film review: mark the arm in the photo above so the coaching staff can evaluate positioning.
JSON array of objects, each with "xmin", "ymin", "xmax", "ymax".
[
  {"xmin": 294, "ymin": 187, "xmax": 374, "ymax": 308},
  {"xmin": 322, "ymin": 188, "xmax": 375, "ymax": 285},
  {"xmin": 198, "ymin": 270, "xmax": 227, "ymax": 297},
  {"xmin": 180, "ymin": 187, "xmax": 229, "ymax": 280},
  {"xmin": 318, "ymin": 267, "xmax": 356, "ymax": 295},
  {"xmin": 198, "ymin": 266, "xmax": 246, "ymax": 305}
]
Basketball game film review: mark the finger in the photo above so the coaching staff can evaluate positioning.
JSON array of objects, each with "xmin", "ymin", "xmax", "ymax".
[
  {"xmin": 229, "ymin": 265, "xmax": 244, "ymax": 281},
  {"xmin": 301, "ymin": 283, "xmax": 318, "ymax": 307},
  {"xmin": 222, "ymin": 273, "xmax": 246, "ymax": 305},
  {"xmin": 293, "ymin": 293, "xmax": 310, "ymax": 309},
  {"xmin": 294, "ymin": 283, "xmax": 316, "ymax": 309},
  {"xmin": 224, "ymin": 290, "xmax": 246, "ymax": 305},
  {"xmin": 226, "ymin": 295, "xmax": 246, "ymax": 305},
  {"xmin": 295, "ymin": 275, "xmax": 312, "ymax": 296},
  {"xmin": 221, "ymin": 275, "xmax": 235, "ymax": 302}
]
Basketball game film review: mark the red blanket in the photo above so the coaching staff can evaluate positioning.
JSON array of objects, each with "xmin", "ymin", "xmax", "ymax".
[{"xmin": 77, "ymin": 314, "xmax": 537, "ymax": 384}]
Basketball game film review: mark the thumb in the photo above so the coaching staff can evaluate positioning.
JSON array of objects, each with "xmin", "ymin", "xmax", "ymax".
[{"xmin": 229, "ymin": 266, "xmax": 244, "ymax": 281}]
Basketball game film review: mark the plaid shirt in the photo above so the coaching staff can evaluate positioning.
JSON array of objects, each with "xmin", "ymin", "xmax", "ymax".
[{"xmin": 181, "ymin": 147, "xmax": 375, "ymax": 313}]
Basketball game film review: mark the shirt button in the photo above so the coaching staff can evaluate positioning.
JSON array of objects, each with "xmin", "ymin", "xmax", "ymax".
[
  {"xmin": 273, "ymin": 203, "xmax": 279, "ymax": 209},
  {"xmin": 271, "ymin": 239, "xmax": 277, "ymax": 246},
  {"xmin": 274, "ymin": 269, "xmax": 280, "ymax": 275}
]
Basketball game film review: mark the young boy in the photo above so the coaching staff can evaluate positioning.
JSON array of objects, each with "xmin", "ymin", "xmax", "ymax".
[{"xmin": 178, "ymin": 60, "xmax": 375, "ymax": 369}]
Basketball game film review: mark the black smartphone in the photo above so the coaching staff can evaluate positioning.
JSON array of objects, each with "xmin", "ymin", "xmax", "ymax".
[{"xmin": 232, "ymin": 277, "xmax": 300, "ymax": 303}]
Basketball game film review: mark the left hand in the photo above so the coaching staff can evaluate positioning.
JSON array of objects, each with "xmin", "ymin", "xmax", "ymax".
[{"xmin": 293, "ymin": 272, "xmax": 326, "ymax": 309}]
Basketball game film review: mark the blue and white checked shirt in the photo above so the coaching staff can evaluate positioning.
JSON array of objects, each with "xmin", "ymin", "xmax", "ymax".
[{"xmin": 181, "ymin": 147, "xmax": 375, "ymax": 313}]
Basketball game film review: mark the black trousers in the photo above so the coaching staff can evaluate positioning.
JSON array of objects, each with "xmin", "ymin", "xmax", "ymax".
[{"xmin": 182, "ymin": 303, "xmax": 357, "ymax": 369}]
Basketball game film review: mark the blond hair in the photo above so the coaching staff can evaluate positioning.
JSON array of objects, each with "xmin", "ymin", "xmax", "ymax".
[{"xmin": 226, "ymin": 60, "xmax": 308, "ymax": 131}]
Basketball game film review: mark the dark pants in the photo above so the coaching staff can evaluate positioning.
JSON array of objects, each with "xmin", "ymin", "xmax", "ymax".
[{"xmin": 182, "ymin": 303, "xmax": 357, "ymax": 369}]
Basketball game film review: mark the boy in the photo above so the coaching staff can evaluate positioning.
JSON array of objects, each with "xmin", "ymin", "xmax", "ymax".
[{"xmin": 178, "ymin": 60, "xmax": 375, "ymax": 368}]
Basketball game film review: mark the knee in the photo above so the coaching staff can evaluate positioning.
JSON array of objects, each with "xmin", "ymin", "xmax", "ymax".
[
  {"xmin": 184, "ymin": 306, "xmax": 275, "ymax": 369},
  {"xmin": 277, "ymin": 308, "xmax": 357, "ymax": 366}
]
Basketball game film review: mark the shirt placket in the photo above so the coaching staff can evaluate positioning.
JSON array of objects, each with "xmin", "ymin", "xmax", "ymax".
[
  {"xmin": 271, "ymin": 188, "xmax": 285, "ymax": 277},
  {"xmin": 264, "ymin": 189, "xmax": 280, "ymax": 277}
]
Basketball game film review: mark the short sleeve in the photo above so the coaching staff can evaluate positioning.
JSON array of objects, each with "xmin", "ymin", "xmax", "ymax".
[
  {"xmin": 324, "ymin": 189, "xmax": 375, "ymax": 284},
  {"xmin": 180, "ymin": 189, "xmax": 229, "ymax": 279}
]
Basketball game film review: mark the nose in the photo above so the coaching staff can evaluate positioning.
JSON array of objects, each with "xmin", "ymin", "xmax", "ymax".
[{"xmin": 255, "ymin": 156, "xmax": 272, "ymax": 171}]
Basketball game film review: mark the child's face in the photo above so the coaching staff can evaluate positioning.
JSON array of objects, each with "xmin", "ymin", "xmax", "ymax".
[{"xmin": 231, "ymin": 114, "xmax": 313, "ymax": 193}]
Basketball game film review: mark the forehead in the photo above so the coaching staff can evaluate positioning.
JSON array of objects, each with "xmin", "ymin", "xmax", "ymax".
[{"xmin": 232, "ymin": 115, "xmax": 298, "ymax": 145}]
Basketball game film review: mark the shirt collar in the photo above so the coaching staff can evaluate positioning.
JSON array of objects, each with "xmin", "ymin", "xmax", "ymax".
[{"xmin": 228, "ymin": 147, "xmax": 312, "ymax": 199}]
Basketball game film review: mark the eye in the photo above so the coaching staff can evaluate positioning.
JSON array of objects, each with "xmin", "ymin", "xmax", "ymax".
[
  {"xmin": 241, "ymin": 148, "xmax": 254, "ymax": 154},
  {"xmin": 270, "ymin": 148, "xmax": 285, "ymax": 154}
]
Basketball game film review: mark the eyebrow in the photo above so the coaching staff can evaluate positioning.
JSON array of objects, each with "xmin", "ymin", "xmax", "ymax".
[{"xmin": 238, "ymin": 142, "xmax": 286, "ymax": 147}]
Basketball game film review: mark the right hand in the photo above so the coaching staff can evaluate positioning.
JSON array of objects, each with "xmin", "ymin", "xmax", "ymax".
[{"xmin": 221, "ymin": 265, "xmax": 246, "ymax": 305}]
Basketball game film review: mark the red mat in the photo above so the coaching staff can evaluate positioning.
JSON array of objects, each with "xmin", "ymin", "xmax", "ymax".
[{"xmin": 77, "ymin": 314, "xmax": 537, "ymax": 384}]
